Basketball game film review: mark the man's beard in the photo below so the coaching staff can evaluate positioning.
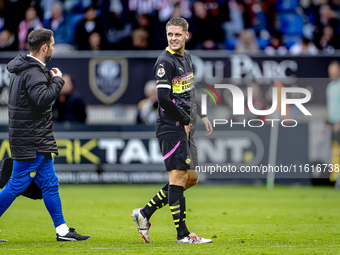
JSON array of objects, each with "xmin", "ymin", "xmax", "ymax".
[
  {"xmin": 44, "ymin": 54, "xmax": 52, "ymax": 62},
  {"xmin": 44, "ymin": 50, "xmax": 53, "ymax": 62}
]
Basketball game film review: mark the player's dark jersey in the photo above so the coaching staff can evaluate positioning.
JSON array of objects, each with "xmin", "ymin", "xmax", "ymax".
[{"xmin": 154, "ymin": 47, "xmax": 198, "ymax": 135}]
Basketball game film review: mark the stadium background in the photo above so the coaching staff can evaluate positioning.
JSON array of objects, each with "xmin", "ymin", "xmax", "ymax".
[
  {"xmin": 1, "ymin": 1, "xmax": 340, "ymax": 254},
  {"xmin": 0, "ymin": 0, "xmax": 337, "ymax": 186}
]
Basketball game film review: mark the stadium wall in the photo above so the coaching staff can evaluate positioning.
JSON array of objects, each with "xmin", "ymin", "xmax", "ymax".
[{"xmin": 0, "ymin": 51, "xmax": 335, "ymax": 184}]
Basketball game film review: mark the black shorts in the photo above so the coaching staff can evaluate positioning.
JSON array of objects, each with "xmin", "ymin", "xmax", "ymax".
[{"xmin": 157, "ymin": 131, "xmax": 198, "ymax": 171}]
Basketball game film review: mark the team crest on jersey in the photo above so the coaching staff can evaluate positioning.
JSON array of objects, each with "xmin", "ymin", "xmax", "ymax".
[
  {"xmin": 157, "ymin": 68, "xmax": 165, "ymax": 77},
  {"xmin": 89, "ymin": 58, "xmax": 128, "ymax": 104},
  {"xmin": 186, "ymin": 158, "xmax": 191, "ymax": 164}
]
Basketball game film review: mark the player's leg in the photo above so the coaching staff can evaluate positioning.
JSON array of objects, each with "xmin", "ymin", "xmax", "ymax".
[
  {"xmin": 132, "ymin": 182, "xmax": 169, "ymax": 243},
  {"xmin": 141, "ymin": 183, "xmax": 169, "ymax": 220},
  {"xmin": 168, "ymin": 136, "xmax": 212, "ymax": 244},
  {"xmin": 34, "ymin": 154, "xmax": 90, "ymax": 241},
  {"xmin": 168, "ymin": 169, "xmax": 190, "ymax": 238},
  {"xmin": 0, "ymin": 158, "xmax": 41, "ymax": 216},
  {"xmin": 143, "ymin": 138, "xmax": 200, "ymax": 214},
  {"xmin": 132, "ymin": 133, "xmax": 182, "ymax": 243},
  {"xmin": 185, "ymin": 135, "xmax": 199, "ymax": 190},
  {"xmin": 184, "ymin": 169, "xmax": 198, "ymax": 190}
]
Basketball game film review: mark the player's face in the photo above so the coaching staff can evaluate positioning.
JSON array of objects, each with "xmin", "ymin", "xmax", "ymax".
[
  {"xmin": 166, "ymin": 25, "xmax": 189, "ymax": 55},
  {"xmin": 44, "ymin": 37, "xmax": 55, "ymax": 62}
]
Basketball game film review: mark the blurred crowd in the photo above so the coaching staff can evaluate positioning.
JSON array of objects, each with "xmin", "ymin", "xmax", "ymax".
[{"xmin": 0, "ymin": 0, "xmax": 339, "ymax": 54}]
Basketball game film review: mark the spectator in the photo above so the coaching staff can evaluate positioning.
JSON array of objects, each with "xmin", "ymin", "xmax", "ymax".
[
  {"xmin": 318, "ymin": 25, "xmax": 339, "ymax": 53},
  {"xmin": 18, "ymin": 6, "xmax": 43, "ymax": 51},
  {"xmin": 5, "ymin": 0, "xmax": 39, "ymax": 34},
  {"xmin": 137, "ymin": 80, "xmax": 158, "ymax": 125},
  {"xmin": 290, "ymin": 37, "xmax": 318, "ymax": 55},
  {"xmin": 158, "ymin": 0, "xmax": 192, "ymax": 22},
  {"xmin": 43, "ymin": 2, "xmax": 73, "ymax": 50},
  {"xmin": 75, "ymin": 6, "xmax": 105, "ymax": 50},
  {"xmin": 88, "ymin": 31, "xmax": 105, "ymax": 51},
  {"xmin": 222, "ymin": 0, "xmax": 244, "ymax": 40},
  {"xmin": 264, "ymin": 31, "xmax": 287, "ymax": 55},
  {"xmin": 314, "ymin": 4, "xmax": 339, "ymax": 49},
  {"xmin": 131, "ymin": 28, "xmax": 149, "ymax": 50},
  {"xmin": 104, "ymin": 0, "xmax": 133, "ymax": 49},
  {"xmin": 40, "ymin": 0, "xmax": 92, "ymax": 20},
  {"xmin": 0, "ymin": 29, "xmax": 17, "ymax": 51},
  {"xmin": 235, "ymin": 29, "xmax": 259, "ymax": 53},
  {"xmin": 244, "ymin": 0, "xmax": 268, "ymax": 35},
  {"xmin": 128, "ymin": 0, "xmax": 159, "ymax": 16},
  {"xmin": 190, "ymin": 0, "xmax": 224, "ymax": 50},
  {"xmin": 53, "ymin": 74, "xmax": 87, "ymax": 123},
  {"xmin": 134, "ymin": 14, "xmax": 158, "ymax": 49}
]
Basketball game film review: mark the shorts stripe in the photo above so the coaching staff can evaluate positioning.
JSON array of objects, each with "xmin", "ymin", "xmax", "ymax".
[{"xmin": 163, "ymin": 141, "xmax": 180, "ymax": 160}]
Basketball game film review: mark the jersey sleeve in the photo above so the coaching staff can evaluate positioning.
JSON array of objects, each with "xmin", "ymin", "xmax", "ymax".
[
  {"xmin": 154, "ymin": 60, "xmax": 173, "ymax": 90},
  {"xmin": 154, "ymin": 59, "xmax": 190, "ymax": 125}
]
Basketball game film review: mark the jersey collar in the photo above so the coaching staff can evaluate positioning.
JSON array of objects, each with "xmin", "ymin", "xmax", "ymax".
[{"xmin": 166, "ymin": 47, "xmax": 176, "ymax": 55}]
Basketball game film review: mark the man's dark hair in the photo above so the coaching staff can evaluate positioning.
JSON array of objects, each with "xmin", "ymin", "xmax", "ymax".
[
  {"xmin": 28, "ymin": 28, "xmax": 53, "ymax": 53},
  {"xmin": 166, "ymin": 17, "xmax": 189, "ymax": 32}
]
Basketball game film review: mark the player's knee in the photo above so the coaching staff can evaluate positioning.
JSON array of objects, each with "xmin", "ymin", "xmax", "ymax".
[
  {"xmin": 176, "ymin": 172, "xmax": 188, "ymax": 187},
  {"xmin": 185, "ymin": 177, "xmax": 198, "ymax": 189},
  {"xmin": 179, "ymin": 173, "xmax": 188, "ymax": 184}
]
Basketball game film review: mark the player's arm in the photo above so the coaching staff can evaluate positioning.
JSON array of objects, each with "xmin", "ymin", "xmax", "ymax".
[
  {"xmin": 157, "ymin": 88, "xmax": 190, "ymax": 125},
  {"xmin": 155, "ymin": 60, "xmax": 190, "ymax": 125},
  {"xmin": 26, "ymin": 69, "xmax": 64, "ymax": 107},
  {"xmin": 196, "ymin": 100, "xmax": 213, "ymax": 137}
]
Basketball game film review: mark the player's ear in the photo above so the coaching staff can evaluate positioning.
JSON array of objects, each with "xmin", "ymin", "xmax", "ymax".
[{"xmin": 186, "ymin": 32, "xmax": 189, "ymax": 39}]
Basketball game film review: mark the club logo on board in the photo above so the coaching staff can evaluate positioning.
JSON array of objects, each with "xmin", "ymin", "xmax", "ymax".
[{"xmin": 89, "ymin": 58, "xmax": 128, "ymax": 104}]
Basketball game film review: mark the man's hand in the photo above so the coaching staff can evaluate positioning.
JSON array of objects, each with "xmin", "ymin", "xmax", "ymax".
[
  {"xmin": 50, "ymin": 68, "xmax": 62, "ymax": 78},
  {"xmin": 202, "ymin": 117, "xmax": 213, "ymax": 137},
  {"xmin": 184, "ymin": 124, "xmax": 190, "ymax": 140}
]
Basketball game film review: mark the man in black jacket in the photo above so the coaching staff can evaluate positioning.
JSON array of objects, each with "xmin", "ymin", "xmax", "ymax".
[{"xmin": 0, "ymin": 28, "xmax": 90, "ymax": 242}]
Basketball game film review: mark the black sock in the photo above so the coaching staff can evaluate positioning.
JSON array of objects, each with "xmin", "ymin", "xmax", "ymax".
[
  {"xmin": 168, "ymin": 184, "xmax": 190, "ymax": 238},
  {"xmin": 142, "ymin": 183, "xmax": 169, "ymax": 220}
]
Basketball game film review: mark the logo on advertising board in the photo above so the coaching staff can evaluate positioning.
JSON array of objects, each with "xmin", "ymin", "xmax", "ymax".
[{"xmin": 89, "ymin": 58, "xmax": 128, "ymax": 104}]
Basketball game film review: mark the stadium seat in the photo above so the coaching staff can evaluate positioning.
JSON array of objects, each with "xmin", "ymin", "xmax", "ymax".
[
  {"xmin": 275, "ymin": 0, "xmax": 299, "ymax": 12},
  {"xmin": 225, "ymin": 38, "xmax": 237, "ymax": 50},
  {"xmin": 283, "ymin": 35, "xmax": 300, "ymax": 49},
  {"xmin": 257, "ymin": 38, "xmax": 270, "ymax": 50},
  {"xmin": 277, "ymin": 12, "xmax": 304, "ymax": 35}
]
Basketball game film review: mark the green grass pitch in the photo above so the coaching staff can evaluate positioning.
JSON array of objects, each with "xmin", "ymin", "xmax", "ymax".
[{"xmin": 0, "ymin": 184, "xmax": 340, "ymax": 254}]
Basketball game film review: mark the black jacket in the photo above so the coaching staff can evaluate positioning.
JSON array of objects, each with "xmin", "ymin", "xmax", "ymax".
[{"xmin": 7, "ymin": 54, "xmax": 64, "ymax": 160}]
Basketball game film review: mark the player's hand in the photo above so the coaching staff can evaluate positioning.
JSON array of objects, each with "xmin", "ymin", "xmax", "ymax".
[
  {"xmin": 50, "ymin": 68, "xmax": 62, "ymax": 78},
  {"xmin": 184, "ymin": 124, "xmax": 190, "ymax": 140},
  {"xmin": 202, "ymin": 117, "xmax": 213, "ymax": 137}
]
